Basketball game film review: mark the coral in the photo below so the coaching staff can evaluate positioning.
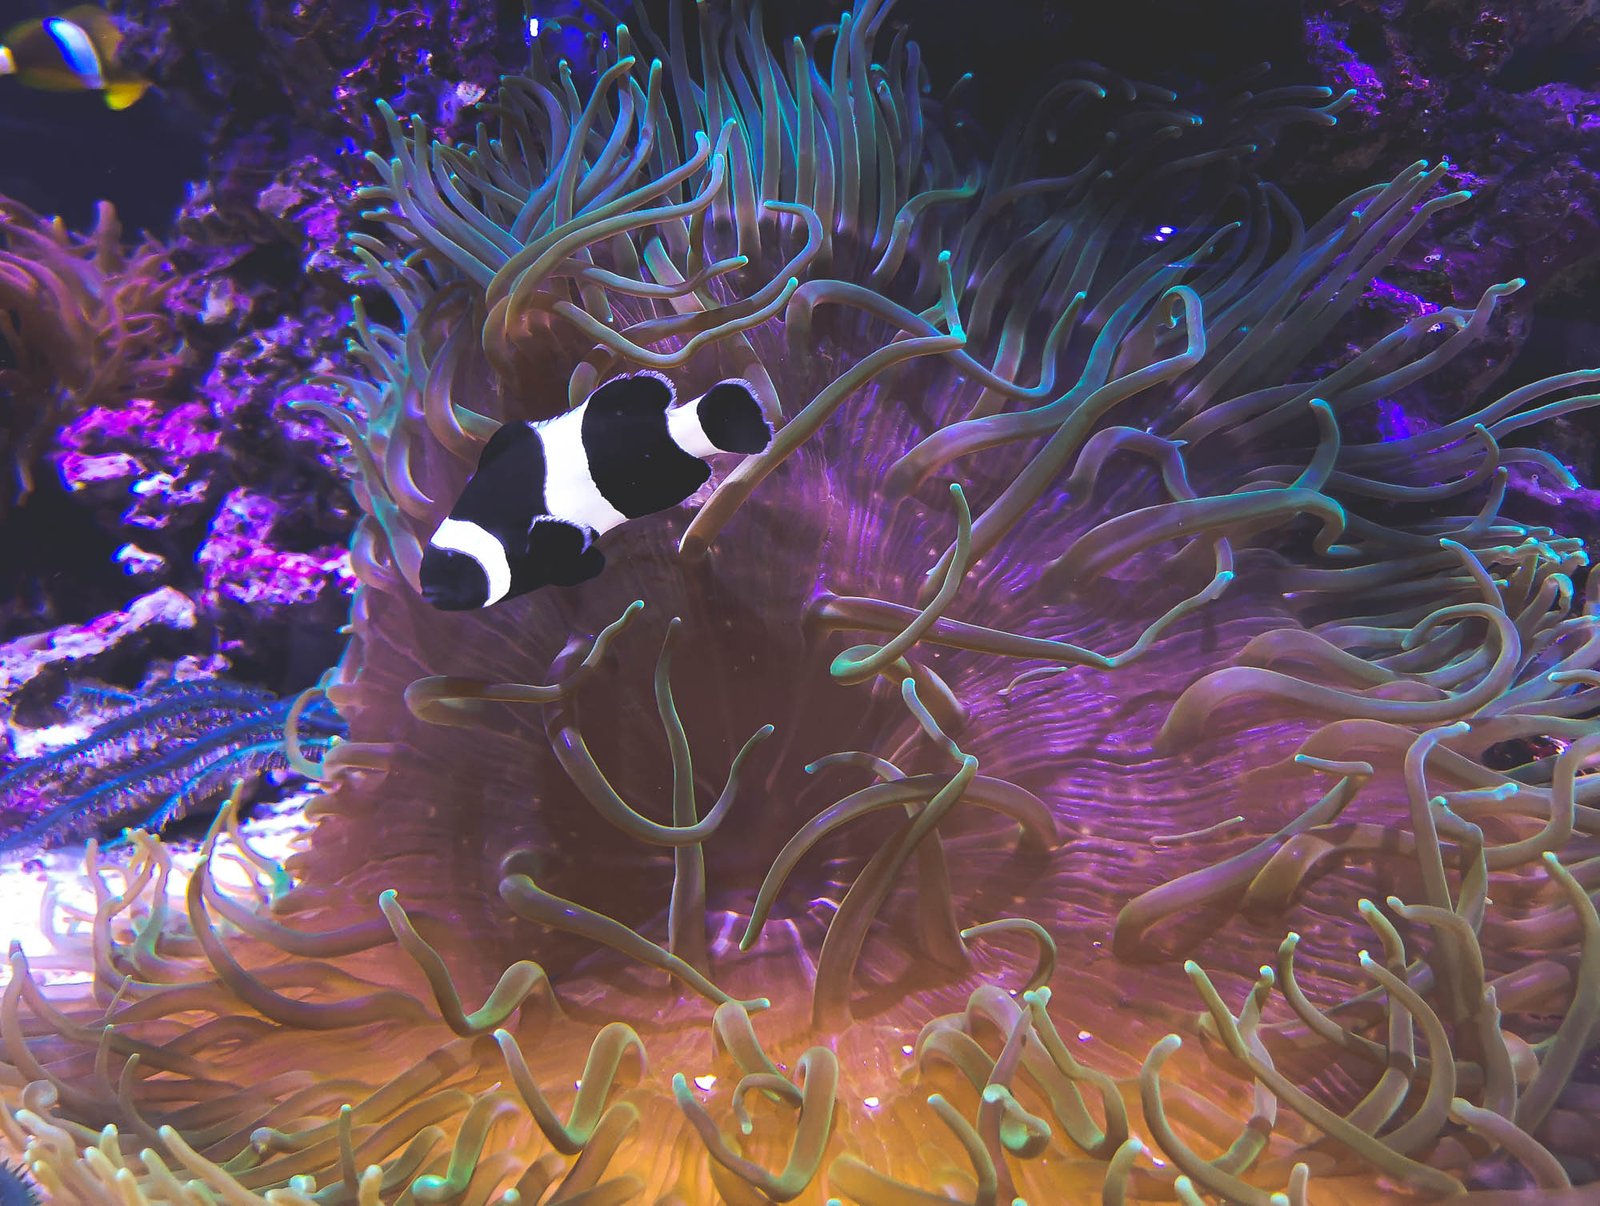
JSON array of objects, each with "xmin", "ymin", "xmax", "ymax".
[
  {"xmin": 5, "ymin": 2, "xmax": 1600, "ymax": 1203},
  {"xmin": 0, "ymin": 588, "xmax": 199, "ymax": 710},
  {"xmin": 195, "ymin": 489, "xmax": 356, "ymax": 613},
  {"xmin": 110, "ymin": 0, "xmax": 523, "ymax": 150},
  {"xmin": 1, "ymin": 165, "xmax": 362, "ymax": 683},
  {"xmin": 0, "ymin": 679, "xmax": 345, "ymax": 857},
  {"xmin": 0, "ymin": 198, "xmax": 187, "ymax": 510},
  {"xmin": 0, "ymin": 1157, "xmax": 38, "ymax": 1206},
  {"xmin": 1293, "ymin": 0, "xmax": 1600, "ymax": 520},
  {"xmin": 56, "ymin": 398, "xmax": 221, "ymax": 532},
  {"xmin": 4, "ymin": 0, "xmax": 559, "ymax": 686}
]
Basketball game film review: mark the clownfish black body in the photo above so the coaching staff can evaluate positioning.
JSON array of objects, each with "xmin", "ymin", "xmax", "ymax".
[{"xmin": 420, "ymin": 372, "xmax": 771, "ymax": 610}]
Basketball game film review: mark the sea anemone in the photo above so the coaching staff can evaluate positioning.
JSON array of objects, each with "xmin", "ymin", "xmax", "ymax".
[
  {"xmin": 0, "ymin": 199, "xmax": 186, "ymax": 508},
  {"xmin": 5, "ymin": 2, "xmax": 1600, "ymax": 1202}
]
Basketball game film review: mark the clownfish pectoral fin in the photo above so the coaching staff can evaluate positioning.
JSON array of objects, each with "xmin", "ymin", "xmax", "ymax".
[
  {"xmin": 525, "ymin": 515, "xmax": 605, "ymax": 587},
  {"xmin": 555, "ymin": 542, "xmax": 606, "ymax": 586}
]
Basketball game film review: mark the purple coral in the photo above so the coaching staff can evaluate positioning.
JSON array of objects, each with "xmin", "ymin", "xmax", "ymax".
[
  {"xmin": 196, "ymin": 488, "xmax": 353, "ymax": 612},
  {"xmin": 0, "ymin": 199, "xmax": 188, "ymax": 507}
]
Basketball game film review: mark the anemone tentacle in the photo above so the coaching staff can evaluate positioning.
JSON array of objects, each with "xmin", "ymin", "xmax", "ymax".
[{"xmin": 5, "ymin": 2, "xmax": 1599, "ymax": 1202}]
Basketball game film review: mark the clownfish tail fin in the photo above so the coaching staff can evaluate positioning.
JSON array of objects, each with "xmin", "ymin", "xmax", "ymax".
[
  {"xmin": 102, "ymin": 79, "xmax": 149, "ymax": 109},
  {"xmin": 695, "ymin": 380, "xmax": 771, "ymax": 454}
]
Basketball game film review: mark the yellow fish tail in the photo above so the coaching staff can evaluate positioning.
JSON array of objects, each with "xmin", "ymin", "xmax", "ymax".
[{"xmin": 102, "ymin": 77, "xmax": 147, "ymax": 109}]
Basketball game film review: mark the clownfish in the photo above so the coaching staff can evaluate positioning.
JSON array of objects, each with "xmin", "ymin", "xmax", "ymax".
[
  {"xmin": 0, "ymin": 5, "xmax": 151, "ymax": 110},
  {"xmin": 420, "ymin": 372, "xmax": 771, "ymax": 610}
]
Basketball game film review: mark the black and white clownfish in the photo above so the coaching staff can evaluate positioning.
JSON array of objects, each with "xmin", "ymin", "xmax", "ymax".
[
  {"xmin": 419, "ymin": 372, "xmax": 771, "ymax": 610},
  {"xmin": 0, "ymin": 5, "xmax": 151, "ymax": 110}
]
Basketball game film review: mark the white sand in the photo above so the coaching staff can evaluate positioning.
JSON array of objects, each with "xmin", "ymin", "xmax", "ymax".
[{"xmin": 0, "ymin": 794, "xmax": 318, "ymax": 989}]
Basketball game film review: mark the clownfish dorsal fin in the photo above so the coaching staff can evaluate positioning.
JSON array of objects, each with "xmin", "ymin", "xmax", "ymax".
[
  {"xmin": 584, "ymin": 370, "xmax": 675, "ymax": 420},
  {"xmin": 474, "ymin": 419, "xmax": 536, "ymax": 469}
]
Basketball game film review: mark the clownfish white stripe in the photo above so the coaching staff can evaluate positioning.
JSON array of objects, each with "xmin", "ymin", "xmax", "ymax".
[
  {"xmin": 44, "ymin": 16, "xmax": 103, "ymax": 87},
  {"xmin": 537, "ymin": 403, "xmax": 630, "ymax": 536},
  {"xmin": 428, "ymin": 517, "xmax": 512, "ymax": 607},
  {"xmin": 667, "ymin": 397, "xmax": 718, "ymax": 458}
]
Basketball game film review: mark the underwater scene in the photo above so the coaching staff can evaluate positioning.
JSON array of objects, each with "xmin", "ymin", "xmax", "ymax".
[{"xmin": 1, "ymin": 0, "xmax": 1599, "ymax": 1202}]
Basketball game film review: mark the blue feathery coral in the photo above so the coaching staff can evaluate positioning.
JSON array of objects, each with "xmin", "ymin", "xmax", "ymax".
[
  {"xmin": 0, "ymin": 1157, "xmax": 38, "ymax": 1206},
  {"xmin": 0, "ymin": 679, "xmax": 345, "ymax": 855}
]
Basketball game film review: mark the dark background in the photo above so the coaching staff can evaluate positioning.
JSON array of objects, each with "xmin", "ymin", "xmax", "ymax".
[{"xmin": 0, "ymin": 0, "xmax": 1319, "ymax": 232}]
